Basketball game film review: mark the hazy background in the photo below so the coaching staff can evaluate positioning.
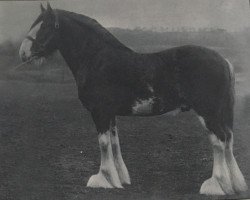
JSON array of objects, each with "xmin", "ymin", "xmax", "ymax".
[
  {"xmin": 0, "ymin": 0, "xmax": 250, "ymax": 42},
  {"xmin": 1, "ymin": 0, "xmax": 250, "ymax": 75}
]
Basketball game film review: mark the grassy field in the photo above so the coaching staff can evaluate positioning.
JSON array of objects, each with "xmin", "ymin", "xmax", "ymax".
[
  {"xmin": 0, "ymin": 34, "xmax": 250, "ymax": 199},
  {"xmin": 0, "ymin": 75, "xmax": 250, "ymax": 200}
]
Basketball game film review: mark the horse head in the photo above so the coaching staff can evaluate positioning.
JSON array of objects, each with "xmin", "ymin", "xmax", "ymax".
[{"xmin": 19, "ymin": 3, "xmax": 60, "ymax": 63}]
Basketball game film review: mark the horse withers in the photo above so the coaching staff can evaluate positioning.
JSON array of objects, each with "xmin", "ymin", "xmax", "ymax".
[{"xmin": 19, "ymin": 3, "xmax": 248, "ymax": 195}]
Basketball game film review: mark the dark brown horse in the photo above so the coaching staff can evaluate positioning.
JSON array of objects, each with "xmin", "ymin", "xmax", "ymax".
[{"xmin": 19, "ymin": 3, "xmax": 248, "ymax": 195}]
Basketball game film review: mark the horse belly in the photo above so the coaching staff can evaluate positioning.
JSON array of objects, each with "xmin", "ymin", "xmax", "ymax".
[
  {"xmin": 132, "ymin": 98, "xmax": 155, "ymax": 115},
  {"xmin": 130, "ymin": 97, "xmax": 179, "ymax": 116}
]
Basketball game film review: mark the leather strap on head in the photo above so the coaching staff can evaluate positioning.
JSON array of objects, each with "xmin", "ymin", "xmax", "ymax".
[
  {"xmin": 54, "ymin": 10, "xmax": 59, "ymax": 29},
  {"xmin": 26, "ymin": 35, "xmax": 36, "ymax": 42}
]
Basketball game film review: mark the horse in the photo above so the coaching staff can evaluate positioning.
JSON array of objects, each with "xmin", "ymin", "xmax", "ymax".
[{"xmin": 19, "ymin": 3, "xmax": 248, "ymax": 195}]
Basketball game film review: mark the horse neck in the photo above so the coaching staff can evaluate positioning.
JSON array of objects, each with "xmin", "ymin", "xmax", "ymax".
[
  {"xmin": 57, "ymin": 17, "xmax": 131, "ymax": 78},
  {"xmin": 57, "ymin": 23, "xmax": 94, "ymax": 76}
]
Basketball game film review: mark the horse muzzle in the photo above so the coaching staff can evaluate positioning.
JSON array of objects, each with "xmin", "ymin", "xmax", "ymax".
[{"xmin": 19, "ymin": 38, "xmax": 33, "ymax": 62}]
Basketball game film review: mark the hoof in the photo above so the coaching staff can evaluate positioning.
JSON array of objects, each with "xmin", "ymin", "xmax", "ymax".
[
  {"xmin": 228, "ymin": 165, "xmax": 248, "ymax": 193},
  {"xmin": 200, "ymin": 177, "xmax": 226, "ymax": 195},
  {"xmin": 117, "ymin": 168, "xmax": 131, "ymax": 185},
  {"xmin": 87, "ymin": 173, "xmax": 113, "ymax": 188},
  {"xmin": 232, "ymin": 175, "xmax": 248, "ymax": 193},
  {"xmin": 87, "ymin": 172, "xmax": 123, "ymax": 188},
  {"xmin": 121, "ymin": 175, "xmax": 131, "ymax": 185}
]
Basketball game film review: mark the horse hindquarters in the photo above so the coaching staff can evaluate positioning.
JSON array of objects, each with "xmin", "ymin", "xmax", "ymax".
[{"xmin": 195, "ymin": 60, "xmax": 248, "ymax": 195}]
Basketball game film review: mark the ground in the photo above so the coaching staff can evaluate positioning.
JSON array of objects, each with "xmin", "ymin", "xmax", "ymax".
[{"xmin": 0, "ymin": 79, "xmax": 250, "ymax": 200}]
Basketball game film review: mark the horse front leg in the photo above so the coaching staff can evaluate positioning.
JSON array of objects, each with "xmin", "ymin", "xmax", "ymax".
[
  {"xmin": 87, "ymin": 112, "xmax": 123, "ymax": 188},
  {"xmin": 110, "ymin": 117, "xmax": 131, "ymax": 185}
]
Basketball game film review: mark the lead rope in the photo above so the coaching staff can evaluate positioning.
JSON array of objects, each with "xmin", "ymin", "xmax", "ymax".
[{"xmin": 11, "ymin": 56, "xmax": 37, "ymax": 71}]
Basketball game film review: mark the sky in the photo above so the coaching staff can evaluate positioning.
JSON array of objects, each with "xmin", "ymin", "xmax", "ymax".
[{"xmin": 0, "ymin": 0, "xmax": 250, "ymax": 43}]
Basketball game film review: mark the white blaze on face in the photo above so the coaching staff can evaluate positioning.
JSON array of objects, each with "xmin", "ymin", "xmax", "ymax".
[{"xmin": 19, "ymin": 21, "xmax": 43, "ymax": 59}]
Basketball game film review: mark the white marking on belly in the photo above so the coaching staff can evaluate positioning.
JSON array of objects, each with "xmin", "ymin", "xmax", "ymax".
[
  {"xmin": 132, "ymin": 98, "xmax": 154, "ymax": 114},
  {"xmin": 165, "ymin": 108, "xmax": 181, "ymax": 116},
  {"xmin": 147, "ymin": 85, "xmax": 154, "ymax": 93}
]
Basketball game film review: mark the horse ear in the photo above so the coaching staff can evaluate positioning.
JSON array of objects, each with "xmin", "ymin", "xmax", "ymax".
[
  {"xmin": 40, "ymin": 3, "xmax": 46, "ymax": 13},
  {"xmin": 47, "ymin": 2, "xmax": 53, "ymax": 14}
]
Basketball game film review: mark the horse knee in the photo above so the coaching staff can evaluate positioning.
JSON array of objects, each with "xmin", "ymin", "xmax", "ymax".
[
  {"xmin": 98, "ymin": 132, "xmax": 111, "ymax": 154},
  {"xmin": 209, "ymin": 134, "xmax": 226, "ymax": 151}
]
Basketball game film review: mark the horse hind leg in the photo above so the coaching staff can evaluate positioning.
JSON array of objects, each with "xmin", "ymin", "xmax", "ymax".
[
  {"xmin": 225, "ymin": 128, "xmax": 248, "ymax": 193},
  {"xmin": 199, "ymin": 118, "xmax": 234, "ymax": 195}
]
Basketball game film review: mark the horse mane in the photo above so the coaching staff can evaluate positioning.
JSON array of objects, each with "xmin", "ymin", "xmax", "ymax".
[{"xmin": 56, "ymin": 9, "xmax": 131, "ymax": 51}]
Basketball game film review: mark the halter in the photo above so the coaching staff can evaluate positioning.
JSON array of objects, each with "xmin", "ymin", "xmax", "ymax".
[
  {"xmin": 25, "ymin": 10, "xmax": 60, "ymax": 55},
  {"xmin": 54, "ymin": 10, "xmax": 60, "ymax": 29}
]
